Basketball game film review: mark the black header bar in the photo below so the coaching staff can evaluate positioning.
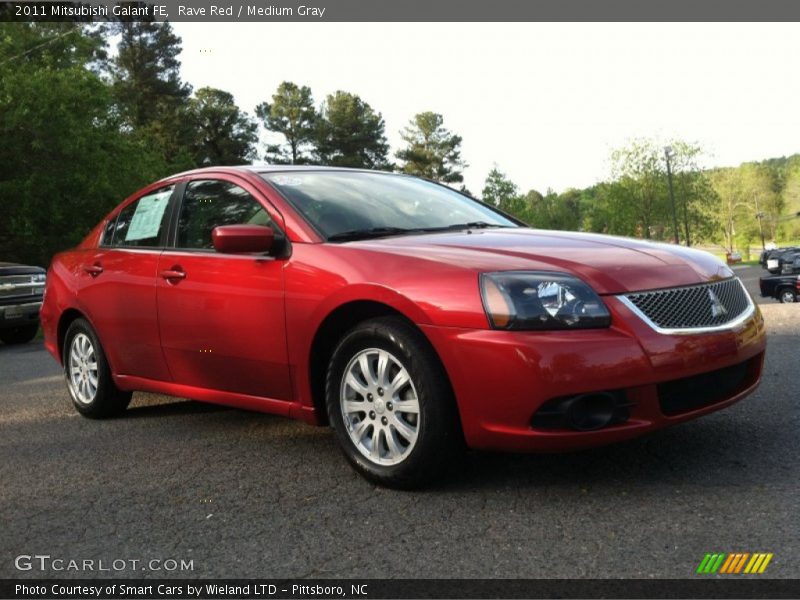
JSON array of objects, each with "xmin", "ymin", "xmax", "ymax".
[{"xmin": 2, "ymin": 0, "xmax": 800, "ymax": 22}]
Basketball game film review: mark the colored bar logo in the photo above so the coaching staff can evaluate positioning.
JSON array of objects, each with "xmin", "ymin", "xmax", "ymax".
[{"xmin": 696, "ymin": 553, "xmax": 773, "ymax": 574}]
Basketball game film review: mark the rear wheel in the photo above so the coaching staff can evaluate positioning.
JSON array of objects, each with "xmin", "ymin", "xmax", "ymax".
[
  {"xmin": 779, "ymin": 288, "xmax": 797, "ymax": 303},
  {"xmin": 326, "ymin": 316, "xmax": 462, "ymax": 489},
  {"xmin": 63, "ymin": 318, "xmax": 131, "ymax": 418},
  {"xmin": 0, "ymin": 323, "xmax": 38, "ymax": 345}
]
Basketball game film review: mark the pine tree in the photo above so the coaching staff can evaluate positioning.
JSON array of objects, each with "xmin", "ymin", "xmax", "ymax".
[
  {"xmin": 397, "ymin": 112, "xmax": 465, "ymax": 183},
  {"xmin": 315, "ymin": 91, "xmax": 390, "ymax": 169},
  {"xmin": 255, "ymin": 82, "xmax": 317, "ymax": 164},
  {"xmin": 188, "ymin": 87, "xmax": 257, "ymax": 166}
]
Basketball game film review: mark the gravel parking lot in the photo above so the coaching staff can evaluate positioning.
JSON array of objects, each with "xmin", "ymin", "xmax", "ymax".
[{"xmin": 1, "ymin": 266, "xmax": 797, "ymax": 579}]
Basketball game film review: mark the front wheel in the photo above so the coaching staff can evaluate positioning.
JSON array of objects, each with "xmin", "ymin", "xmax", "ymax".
[
  {"xmin": 779, "ymin": 289, "xmax": 797, "ymax": 303},
  {"xmin": 326, "ymin": 317, "xmax": 462, "ymax": 489},
  {"xmin": 63, "ymin": 318, "xmax": 132, "ymax": 418}
]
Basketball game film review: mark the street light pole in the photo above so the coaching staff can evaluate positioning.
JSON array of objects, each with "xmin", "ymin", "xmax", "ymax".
[{"xmin": 664, "ymin": 146, "xmax": 680, "ymax": 245}]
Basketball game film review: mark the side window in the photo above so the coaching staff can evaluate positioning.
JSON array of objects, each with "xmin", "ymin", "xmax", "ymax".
[
  {"xmin": 111, "ymin": 186, "xmax": 174, "ymax": 248},
  {"xmin": 176, "ymin": 180, "xmax": 278, "ymax": 250},
  {"xmin": 99, "ymin": 217, "xmax": 117, "ymax": 247}
]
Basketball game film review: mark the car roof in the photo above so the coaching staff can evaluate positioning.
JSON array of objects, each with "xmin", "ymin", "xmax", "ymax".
[{"xmin": 160, "ymin": 164, "xmax": 394, "ymax": 183}]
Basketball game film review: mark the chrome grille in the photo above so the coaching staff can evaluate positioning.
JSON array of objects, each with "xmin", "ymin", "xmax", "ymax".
[
  {"xmin": 0, "ymin": 275, "xmax": 45, "ymax": 299},
  {"xmin": 621, "ymin": 278, "xmax": 752, "ymax": 332}
]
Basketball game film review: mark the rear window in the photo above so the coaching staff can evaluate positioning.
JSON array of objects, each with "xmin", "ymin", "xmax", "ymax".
[{"xmin": 110, "ymin": 186, "xmax": 174, "ymax": 248}]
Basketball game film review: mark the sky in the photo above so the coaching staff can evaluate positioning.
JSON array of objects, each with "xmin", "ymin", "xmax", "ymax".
[{"xmin": 171, "ymin": 22, "xmax": 800, "ymax": 194}]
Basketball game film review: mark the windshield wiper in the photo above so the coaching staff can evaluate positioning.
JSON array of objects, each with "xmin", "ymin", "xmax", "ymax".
[
  {"xmin": 408, "ymin": 221, "xmax": 512, "ymax": 234},
  {"xmin": 326, "ymin": 227, "xmax": 420, "ymax": 242},
  {"xmin": 441, "ymin": 221, "xmax": 511, "ymax": 230},
  {"xmin": 326, "ymin": 222, "xmax": 512, "ymax": 242}
]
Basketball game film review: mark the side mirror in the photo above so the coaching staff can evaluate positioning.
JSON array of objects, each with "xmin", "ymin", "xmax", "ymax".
[{"xmin": 212, "ymin": 225, "xmax": 275, "ymax": 254}]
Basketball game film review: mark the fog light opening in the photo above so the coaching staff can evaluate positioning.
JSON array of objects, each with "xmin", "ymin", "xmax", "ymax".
[{"xmin": 566, "ymin": 393, "xmax": 617, "ymax": 431}]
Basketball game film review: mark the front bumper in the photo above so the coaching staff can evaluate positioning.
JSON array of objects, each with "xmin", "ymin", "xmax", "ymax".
[
  {"xmin": 0, "ymin": 301, "xmax": 42, "ymax": 328},
  {"xmin": 421, "ymin": 296, "xmax": 766, "ymax": 452}
]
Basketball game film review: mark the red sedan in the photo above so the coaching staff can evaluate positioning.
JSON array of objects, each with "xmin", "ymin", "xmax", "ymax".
[{"xmin": 41, "ymin": 166, "xmax": 766, "ymax": 488}]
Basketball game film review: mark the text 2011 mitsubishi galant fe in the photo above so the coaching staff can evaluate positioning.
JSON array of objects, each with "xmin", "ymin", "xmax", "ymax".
[{"xmin": 41, "ymin": 166, "xmax": 766, "ymax": 488}]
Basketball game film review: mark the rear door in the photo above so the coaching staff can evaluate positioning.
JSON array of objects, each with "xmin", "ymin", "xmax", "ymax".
[
  {"xmin": 156, "ymin": 177, "xmax": 292, "ymax": 400},
  {"xmin": 77, "ymin": 185, "xmax": 176, "ymax": 381}
]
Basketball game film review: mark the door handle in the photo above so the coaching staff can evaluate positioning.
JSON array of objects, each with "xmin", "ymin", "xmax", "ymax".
[
  {"xmin": 84, "ymin": 264, "xmax": 103, "ymax": 276},
  {"xmin": 160, "ymin": 268, "xmax": 186, "ymax": 281}
]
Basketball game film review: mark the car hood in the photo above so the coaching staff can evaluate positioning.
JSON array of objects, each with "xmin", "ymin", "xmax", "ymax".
[
  {"xmin": 352, "ymin": 228, "xmax": 733, "ymax": 295},
  {"xmin": 0, "ymin": 262, "xmax": 46, "ymax": 275}
]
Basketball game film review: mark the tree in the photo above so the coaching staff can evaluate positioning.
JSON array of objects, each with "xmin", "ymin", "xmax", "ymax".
[
  {"xmin": 315, "ymin": 91, "xmax": 390, "ymax": 169},
  {"xmin": 110, "ymin": 21, "xmax": 193, "ymax": 169},
  {"xmin": 709, "ymin": 168, "xmax": 750, "ymax": 254},
  {"xmin": 482, "ymin": 167, "xmax": 518, "ymax": 206},
  {"xmin": 188, "ymin": 87, "xmax": 257, "ymax": 166},
  {"xmin": 396, "ymin": 112, "xmax": 466, "ymax": 183},
  {"xmin": 610, "ymin": 139, "xmax": 668, "ymax": 240},
  {"xmin": 661, "ymin": 141, "xmax": 716, "ymax": 246},
  {"xmin": 781, "ymin": 163, "xmax": 800, "ymax": 240},
  {"xmin": 740, "ymin": 163, "xmax": 781, "ymax": 250},
  {"xmin": 255, "ymin": 82, "xmax": 317, "ymax": 164},
  {"xmin": 482, "ymin": 167, "xmax": 529, "ymax": 221},
  {"xmin": 0, "ymin": 23, "xmax": 166, "ymax": 266},
  {"xmin": 582, "ymin": 181, "xmax": 638, "ymax": 236}
]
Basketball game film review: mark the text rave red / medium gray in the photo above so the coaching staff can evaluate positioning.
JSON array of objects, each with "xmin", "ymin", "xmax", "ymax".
[{"xmin": 41, "ymin": 166, "xmax": 766, "ymax": 487}]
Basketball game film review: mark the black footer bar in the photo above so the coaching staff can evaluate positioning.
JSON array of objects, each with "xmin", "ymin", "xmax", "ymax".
[{"xmin": 2, "ymin": 579, "xmax": 800, "ymax": 600}]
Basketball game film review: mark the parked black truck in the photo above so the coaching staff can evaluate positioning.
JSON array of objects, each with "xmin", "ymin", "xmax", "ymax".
[
  {"xmin": 760, "ymin": 246, "xmax": 800, "ymax": 274},
  {"xmin": 760, "ymin": 271, "xmax": 800, "ymax": 303},
  {"xmin": 0, "ymin": 262, "xmax": 46, "ymax": 344}
]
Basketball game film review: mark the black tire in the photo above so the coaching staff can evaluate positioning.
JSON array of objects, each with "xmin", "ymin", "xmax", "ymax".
[
  {"xmin": 63, "ymin": 318, "xmax": 132, "ymax": 418},
  {"xmin": 325, "ymin": 316, "xmax": 463, "ymax": 489},
  {"xmin": 0, "ymin": 323, "xmax": 39, "ymax": 345},
  {"xmin": 779, "ymin": 288, "xmax": 797, "ymax": 303}
]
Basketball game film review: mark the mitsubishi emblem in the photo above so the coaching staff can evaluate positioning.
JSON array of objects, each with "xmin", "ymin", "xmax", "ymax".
[{"xmin": 708, "ymin": 289, "xmax": 728, "ymax": 318}]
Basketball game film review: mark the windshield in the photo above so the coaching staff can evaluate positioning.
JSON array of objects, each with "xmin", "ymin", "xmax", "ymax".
[{"xmin": 261, "ymin": 171, "xmax": 518, "ymax": 240}]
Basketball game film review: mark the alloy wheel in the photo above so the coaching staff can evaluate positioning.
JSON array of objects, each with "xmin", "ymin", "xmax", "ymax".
[
  {"xmin": 68, "ymin": 333, "xmax": 99, "ymax": 405},
  {"xmin": 339, "ymin": 348, "xmax": 420, "ymax": 466}
]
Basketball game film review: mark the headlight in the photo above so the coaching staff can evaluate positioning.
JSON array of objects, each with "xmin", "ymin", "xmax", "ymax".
[{"xmin": 480, "ymin": 271, "xmax": 611, "ymax": 330}]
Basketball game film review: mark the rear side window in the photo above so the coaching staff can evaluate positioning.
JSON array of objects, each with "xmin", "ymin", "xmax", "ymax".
[
  {"xmin": 111, "ymin": 185, "xmax": 174, "ymax": 248},
  {"xmin": 176, "ymin": 180, "xmax": 277, "ymax": 250}
]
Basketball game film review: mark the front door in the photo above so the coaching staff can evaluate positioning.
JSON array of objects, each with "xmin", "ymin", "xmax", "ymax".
[
  {"xmin": 156, "ymin": 178, "xmax": 292, "ymax": 400},
  {"xmin": 78, "ymin": 184, "xmax": 175, "ymax": 381}
]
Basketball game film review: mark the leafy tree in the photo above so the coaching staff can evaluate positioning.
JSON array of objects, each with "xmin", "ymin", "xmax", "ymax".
[
  {"xmin": 481, "ymin": 167, "xmax": 530, "ymax": 222},
  {"xmin": 482, "ymin": 167, "xmax": 518, "ymax": 206},
  {"xmin": 781, "ymin": 163, "xmax": 800, "ymax": 239},
  {"xmin": 255, "ymin": 81, "xmax": 317, "ymax": 164},
  {"xmin": 709, "ymin": 168, "xmax": 750, "ymax": 254},
  {"xmin": 662, "ymin": 141, "xmax": 716, "ymax": 246},
  {"xmin": 315, "ymin": 91, "xmax": 390, "ymax": 169},
  {"xmin": 606, "ymin": 138, "xmax": 716, "ymax": 244},
  {"xmin": 610, "ymin": 139, "xmax": 668, "ymax": 240},
  {"xmin": 582, "ymin": 181, "xmax": 638, "ymax": 236},
  {"xmin": 550, "ymin": 189, "xmax": 582, "ymax": 231},
  {"xmin": 741, "ymin": 163, "xmax": 781, "ymax": 249},
  {"xmin": 110, "ymin": 21, "xmax": 193, "ymax": 170},
  {"xmin": 0, "ymin": 21, "xmax": 108, "ymax": 70},
  {"xmin": 188, "ymin": 87, "xmax": 257, "ymax": 166},
  {"xmin": 0, "ymin": 23, "xmax": 166, "ymax": 266},
  {"xmin": 396, "ymin": 112, "xmax": 466, "ymax": 183}
]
